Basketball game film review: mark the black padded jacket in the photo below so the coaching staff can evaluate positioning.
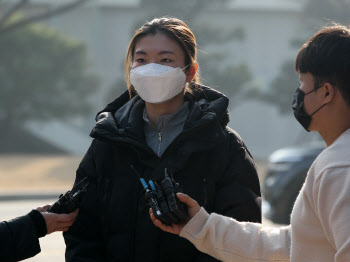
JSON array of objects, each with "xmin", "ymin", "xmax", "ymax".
[{"xmin": 64, "ymin": 86, "xmax": 261, "ymax": 262}]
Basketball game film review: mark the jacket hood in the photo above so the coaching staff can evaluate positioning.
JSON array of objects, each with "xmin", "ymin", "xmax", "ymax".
[{"xmin": 90, "ymin": 85, "xmax": 230, "ymax": 148}]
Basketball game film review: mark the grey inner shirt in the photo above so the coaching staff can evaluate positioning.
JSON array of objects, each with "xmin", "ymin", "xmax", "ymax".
[{"xmin": 143, "ymin": 101, "xmax": 189, "ymax": 157}]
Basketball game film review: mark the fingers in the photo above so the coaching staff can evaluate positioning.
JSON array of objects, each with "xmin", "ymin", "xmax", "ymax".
[
  {"xmin": 149, "ymin": 209, "xmax": 166, "ymax": 229},
  {"xmin": 149, "ymin": 209, "xmax": 157, "ymax": 225},
  {"xmin": 42, "ymin": 210, "xmax": 79, "ymax": 234},
  {"xmin": 176, "ymin": 193, "xmax": 198, "ymax": 207},
  {"xmin": 149, "ymin": 208, "xmax": 182, "ymax": 235},
  {"xmin": 36, "ymin": 204, "xmax": 51, "ymax": 212},
  {"xmin": 58, "ymin": 220, "xmax": 75, "ymax": 227},
  {"xmin": 69, "ymin": 208, "xmax": 79, "ymax": 218},
  {"xmin": 56, "ymin": 226, "xmax": 70, "ymax": 232},
  {"xmin": 55, "ymin": 214, "xmax": 74, "ymax": 222},
  {"xmin": 56, "ymin": 209, "xmax": 79, "ymax": 222},
  {"xmin": 43, "ymin": 210, "xmax": 78, "ymax": 225},
  {"xmin": 151, "ymin": 215, "xmax": 174, "ymax": 233}
]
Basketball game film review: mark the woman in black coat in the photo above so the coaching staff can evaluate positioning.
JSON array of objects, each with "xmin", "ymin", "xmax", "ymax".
[{"xmin": 64, "ymin": 17, "xmax": 261, "ymax": 262}]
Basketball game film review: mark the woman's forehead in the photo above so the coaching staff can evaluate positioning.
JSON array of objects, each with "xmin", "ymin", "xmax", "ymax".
[{"xmin": 134, "ymin": 33, "xmax": 183, "ymax": 55}]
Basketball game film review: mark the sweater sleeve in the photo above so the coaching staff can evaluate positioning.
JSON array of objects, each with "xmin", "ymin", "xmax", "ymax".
[
  {"xmin": 315, "ymin": 167, "xmax": 350, "ymax": 261},
  {"xmin": 180, "ymin": 208, "xmax": 290, "ymax": 262}
]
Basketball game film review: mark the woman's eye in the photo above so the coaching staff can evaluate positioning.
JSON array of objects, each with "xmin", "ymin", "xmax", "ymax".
[
  {"xmin": 161, "ymin": 58, "xmax": 172, "ymax": 63},
  {"xmin": 136, "ymin": 58, "xmax": 145, "ymax": 63}
]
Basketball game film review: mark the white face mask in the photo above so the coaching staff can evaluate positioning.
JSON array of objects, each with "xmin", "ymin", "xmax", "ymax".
[{"xmin": 129, "ymin": 63, "xmax": 188, "ymax": 104}]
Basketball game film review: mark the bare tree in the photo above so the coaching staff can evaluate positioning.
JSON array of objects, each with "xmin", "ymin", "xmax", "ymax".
[
  {"xmin": 0, "ymin": 0, "xmax": 98, "ymax": 153},
  {"xmin": 0, "ymin": 0, "xmax": 89, "ymax": 35}
]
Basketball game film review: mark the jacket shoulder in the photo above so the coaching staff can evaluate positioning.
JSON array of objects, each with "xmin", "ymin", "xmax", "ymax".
[{"xmin": 223, "ymin": 126, "xmax": 249, "ymax": 152}]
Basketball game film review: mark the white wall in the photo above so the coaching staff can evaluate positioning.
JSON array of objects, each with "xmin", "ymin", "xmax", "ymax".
[{"xmin": 229, "ymin": 101, "xmax": 305, "ymax": 159}]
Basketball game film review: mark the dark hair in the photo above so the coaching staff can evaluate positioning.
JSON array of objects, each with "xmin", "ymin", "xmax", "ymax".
[
  {"xmin": 295, "ymin": 24, "xmax": 350, "ymax": 105},
  {"xmin": 124, "ymin": 17, "xmax": 200, "ymax": 97}
]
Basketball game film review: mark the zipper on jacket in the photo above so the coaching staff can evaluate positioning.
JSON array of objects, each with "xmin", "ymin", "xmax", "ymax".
[
  {"xmin": 157, "ymin": 131, "xmax": 162, "ymax": 157},
  {"xmin": 157, "ymin": 118, "xmax": 163, "ymax": 157}
]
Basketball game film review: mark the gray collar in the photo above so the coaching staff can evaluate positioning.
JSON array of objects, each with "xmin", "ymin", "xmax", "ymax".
[{"xmin": 143, "ymin": 101, "xmax": 189, "ymax": 131}]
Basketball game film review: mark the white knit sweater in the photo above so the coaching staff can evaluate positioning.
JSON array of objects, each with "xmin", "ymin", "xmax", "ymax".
[{"xmin": 180, "ymin": 129, "xmax": 350, "ymax": 262}]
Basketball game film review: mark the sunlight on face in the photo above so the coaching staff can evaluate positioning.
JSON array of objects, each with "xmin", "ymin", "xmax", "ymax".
[
  {"xmin": 132, "ymin": 33, "xmax": 186, "ymax": 69},
  {"xmin": 299, "ymin": 73, "xmax": 317, "ymax": 116}
]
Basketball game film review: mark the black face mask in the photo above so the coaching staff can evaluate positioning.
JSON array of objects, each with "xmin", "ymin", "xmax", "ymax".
[{"xmin": 292, "ymin": 87, "xmax": 327, "ymax": 131}]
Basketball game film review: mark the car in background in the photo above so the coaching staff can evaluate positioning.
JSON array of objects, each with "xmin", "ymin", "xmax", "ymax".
[{"xmin": 262, "ymin": 140, "xmax": 326, "ymax": 224}]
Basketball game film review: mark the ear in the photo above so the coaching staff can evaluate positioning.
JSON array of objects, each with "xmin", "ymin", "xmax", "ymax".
[
  {"xmin": 185, "ymin": 62, "xmax": 198, "ymax": 83},
  {"xmin": 322, "ymin": 83, "xmax": 335, "ymax": 103}
]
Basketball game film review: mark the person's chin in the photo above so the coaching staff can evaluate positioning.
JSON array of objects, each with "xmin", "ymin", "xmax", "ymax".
[{"xmin": 308, "ymin": 125, "xmax": 318, "ymax": 132}]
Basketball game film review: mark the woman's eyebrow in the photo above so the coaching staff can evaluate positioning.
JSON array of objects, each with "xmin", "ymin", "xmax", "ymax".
[
  {"xmin": 158, "ymin": 50, "xmax": 175, "ymax": 55},
  {"xmin": 135, "ymin": 50, "xmax": 147, "ymax": 55}
]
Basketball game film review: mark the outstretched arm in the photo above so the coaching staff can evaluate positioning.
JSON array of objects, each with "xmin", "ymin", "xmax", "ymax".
[
  {"xmin": 0, "ymin": 204, "xmax": 77, "ymax": 261},
  {"xmin": 151, "ymin": 193, "xmax": 290, "ymax": 262}
]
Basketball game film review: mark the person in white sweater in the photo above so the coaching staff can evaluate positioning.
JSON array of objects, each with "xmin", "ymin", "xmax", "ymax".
[{"xmin": 150, "ymin": 24, "xmax": 350, "ymax": 262}]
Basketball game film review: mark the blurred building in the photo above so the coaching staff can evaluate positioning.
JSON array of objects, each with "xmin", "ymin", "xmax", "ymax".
[{"xmin": 25, "ymin": 0, "xmax": 306, "ymax": 158}]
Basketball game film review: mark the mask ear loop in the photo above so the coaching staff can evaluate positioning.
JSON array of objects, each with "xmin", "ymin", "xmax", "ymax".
[
  {"xmin": 310, "ymin": 103, "xmax": 327, "ymax": 116},
  {"xmin": 305, "ymin": 84, "xmax": 328, "ymax": 116},
  {"xmin": 181, "ymin": 64, "xmax": 190, "ymax": 71},
  {"xmin": 305, "ymin": 84, "xmax": 325, "ymax": 95}
]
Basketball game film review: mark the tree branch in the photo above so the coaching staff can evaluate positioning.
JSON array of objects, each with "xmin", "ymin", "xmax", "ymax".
[
  {"xmin": 0, "ymin": 0, "xmax": 29, "ymax": 27},
  {"xmin": 0, "ymin": 0, "xmax": 89, "ymax": 35}
]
